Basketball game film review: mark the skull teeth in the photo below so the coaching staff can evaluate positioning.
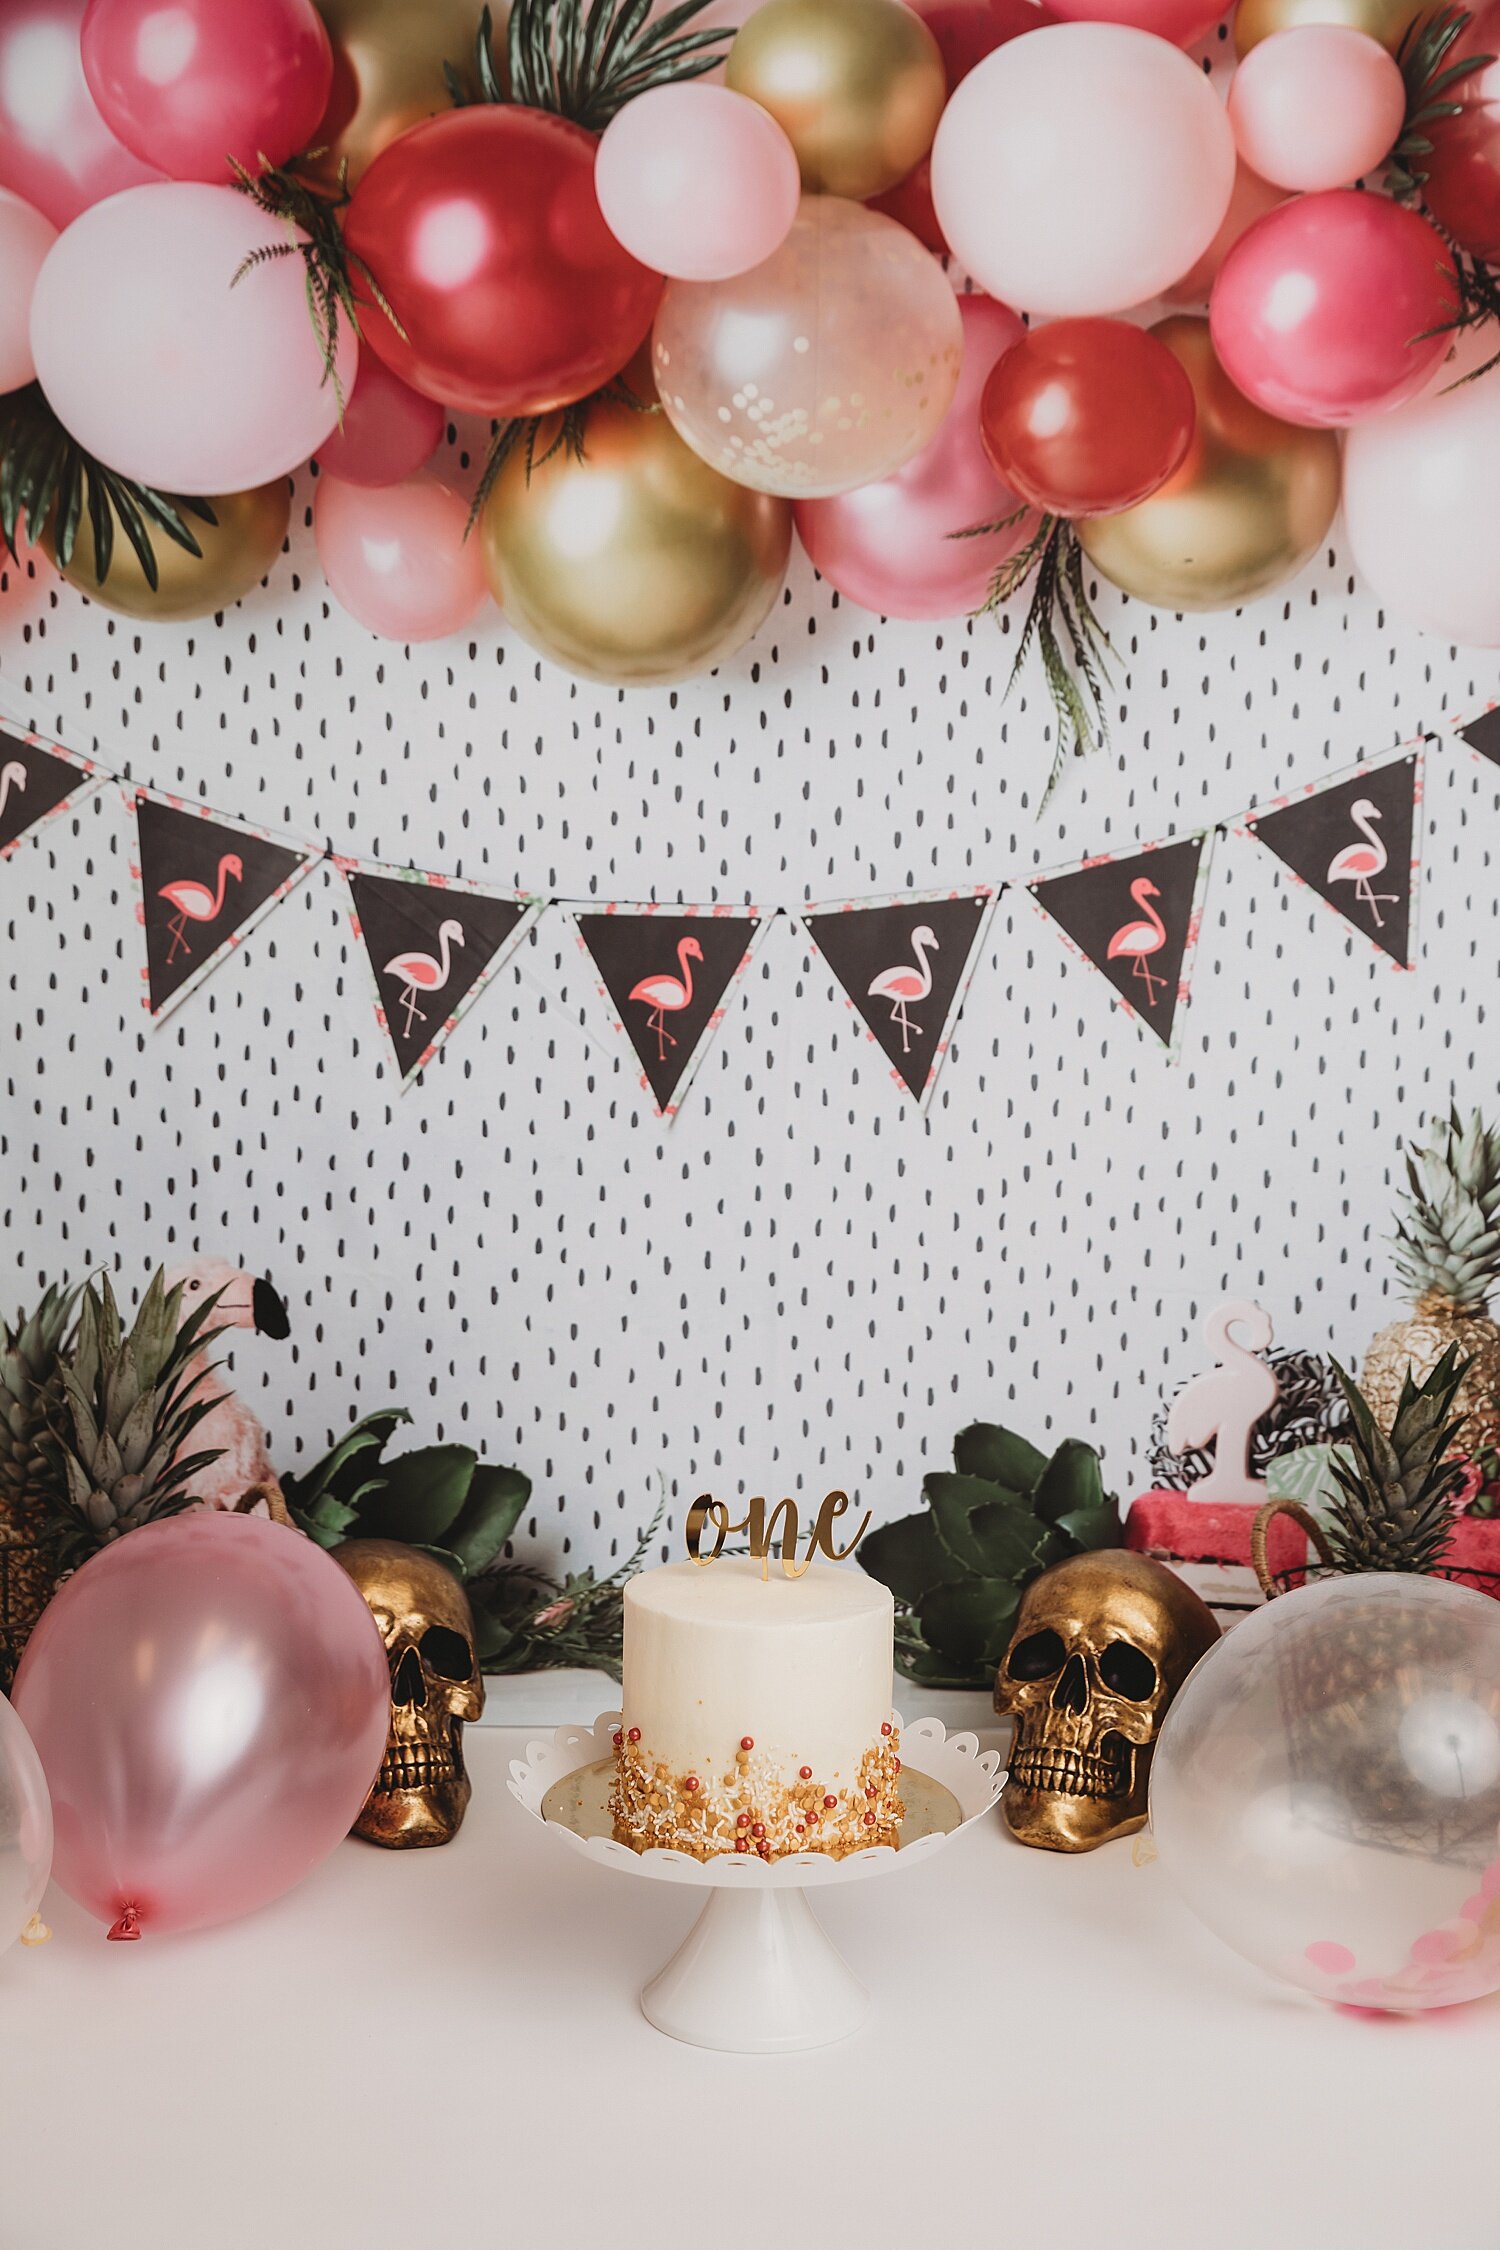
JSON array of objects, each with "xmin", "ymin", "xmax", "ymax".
[
  {"xmin": 1010, "ymin": 1746, "xmax": 1131, "ymax": 1799},
  {"xmin": 376, "ymin": 1747, "xmax": 457, "ymax": 1794}
]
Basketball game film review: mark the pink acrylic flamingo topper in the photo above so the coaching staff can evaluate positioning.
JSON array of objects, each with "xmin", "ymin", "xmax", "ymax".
[
  {"xmin": 158, "ymin": 852, "xmax": 243, "ymax": 965},
  {"xmin": 383, "ymin": 917, "xmax": 465, "ymax": 1040},
  {"xmin": 1167, "ymin": 1299, "xmax": 1279, "ymax": 1504},
  {"xmin": 1326, "ymin": 798, "xmax": 1398, "ymax": 928},
  {"xmin": 629, "ymin": 934, "xmax": 702, "ymax": 1063},
  {"xmin": 0, "ymin": 758, "xmax": 26, "ymax": 820},
  {"xmin": 1106, "ymin": 877, "xmax": 1168, "ymax": 1007},
  {"xmin": 867, "ymin": 924, "xmax": 939, "ymax": 1055}
]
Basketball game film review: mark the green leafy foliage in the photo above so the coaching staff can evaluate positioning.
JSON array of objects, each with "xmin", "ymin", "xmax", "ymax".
[
  {"xmin": 282, "ymin": 1412, "xmax": 531, "ymax": 1586},
  {"xmin": 960, "ymin": 510, "xmax": 1112, "ymax": 810},
  {"xmin": 229, "ymin": 153, "xmax": 405, "ymax": 409},
  {"xmin": 467, "ymin": 1486, "xmax": 666, "ymax": 1677},
  {"xmin": 1387, "ymin": 5, "xmax": 1492, "ymax": 201},
  {"xmin": 860, "ymin": 1420, "xmax": 1120, "ymax": 1689},
  {"xmin": 1326, "ymin": 1347, "xmax": 1471, "ymax": 1575},
  {"xmin": 448, "ymin": 0, "xmax": 734, "ymax": 132},
  {"xmin": 0, "ymin": 384, "xmax": 214, "ymax": 591},
  {"xmin": 0, "ymin": 1283, "xmax": 78, "ymax": 1510}
]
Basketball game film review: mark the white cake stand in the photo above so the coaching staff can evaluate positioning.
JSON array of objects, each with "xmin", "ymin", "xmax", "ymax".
[{"xmin": 508, "ymin": 1711, "xmax": 1005, "ymax": 2053}]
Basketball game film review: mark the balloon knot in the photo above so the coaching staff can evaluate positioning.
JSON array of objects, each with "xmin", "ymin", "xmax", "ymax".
[
  {"xmin": 107, "ymin": 1905, "xmax": 142, "ymax": 1942},
  {"xmin": 19, "ymin": 1913, "xmax": 51, "ymax": 1948}
]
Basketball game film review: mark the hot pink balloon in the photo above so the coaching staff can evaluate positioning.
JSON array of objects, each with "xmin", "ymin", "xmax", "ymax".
[
  {"xmin": 315, "ymin": 354, "xmax": 445, "ymax": 488},
  {"xmin": 12, "ymin": 1511, "xmax": 389, "ymax": 1938},
  {"xmin": 315, "ymin": 473, "xmax": 487, "ymax": 641},
  {"xmin": 29, "ymin": 183, "xmax": 356, "ymax": 492},
  {"xmin": 0, "ymin": 0, "xmax": 161, "ymax": 227},
  {"xmin": 1210, "ymin": 191, "xmax": 1454, "ymax": 427},
  {"xmin": 794, "ymin": 294, "xmax": 1032, "ymax": 621},
  {"xmin": 1227, "ymin": 27, "xmax": 1406, "ymax": 192},
  {"xmin": 1044, "ymin": 0, "xmax": 1223, "ymax": 49},
  {"xmin": 596, "ymin": 84, "xmax": 800, "ymax": 282},
  {"xmin": 81, "ymin": 0, "xmax": 333, "ymax": 181},
  {"xmin": 0, "ymin": 189, "xmax": 55, "ymax": 393}
]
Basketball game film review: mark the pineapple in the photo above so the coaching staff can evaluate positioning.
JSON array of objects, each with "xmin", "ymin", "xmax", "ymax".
[
  {"xmin": 1362, "ymin": 1107, "xmax": 1500, "ymax": 1456},
  {"xmin": 1326, "ymin": 1348, "xmax": 1470, "ymax": 1575},
  {"xmin": 0, "ymin": 1284, "xmax": 77, "ymax": 1690},
  {"xmin": 33, "ymin": 1269, "xmax": 227, "ymax": 1577}
]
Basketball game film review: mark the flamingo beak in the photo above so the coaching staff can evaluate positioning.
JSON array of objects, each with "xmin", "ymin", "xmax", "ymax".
[{"xmin": 252, "ymin": 1278, "xmax": 291, "ymax": 1340}]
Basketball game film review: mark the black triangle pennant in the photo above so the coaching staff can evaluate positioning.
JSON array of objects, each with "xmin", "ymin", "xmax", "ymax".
[
  {"xmin": 1245, "ymin": 750, "xmax": 1419, "ymax": 967},
  {"xmin": 574, "ymin": 908, "xmax": 764, "ymax": 1116},
  {"xmin": 1459, "ymin": 707, "xmax": 1500, "ymax": 767},
  {"xmin": 132, "ymin": 792, "xmax": 315, "ymax": 1018},
  {"xmin": 345, "ymin": 867, "xmax": 534, "ymax": 1085},
  {"xmin": 0, "ymin": 727, "xmax": 101, "ymax": 858},
  {"xmin": 1031, "ymin": 836, "xmax": 1208, "ymax": 1051},
  {"xmin": 803, "ymin": 890, "xmax": 996, "ymax": 1105}
]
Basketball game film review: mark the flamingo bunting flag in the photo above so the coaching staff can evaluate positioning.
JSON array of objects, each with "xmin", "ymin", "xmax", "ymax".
[
  {"xmin": 1457, "ymin": 706, "xmax": 1500, "ymax": 770},
  {"xmin": 341, "ymin": 863, "xmax": 541, "ymax": 1086},
  {"xmin": 130, "ymin": 790, "xmax": 319, "ymax": 1019},
  {"xmin": 572, "ymin": 906, "xmax": 767, "ymax": 1118},
  {"xmin": 1241, "ymin": 745, "xmax": 1420, "ymax": 969},
  {"xmin": 800, "ymin": 889, "xmax": 998, "ymax": 1108},
  {"xmin": 1030, "ymin": 834, "xmax": 1211, "ymax": 1053},
  {"xmin": 0, "ymin": 724, "xmax": 102, "ymax": 861}
]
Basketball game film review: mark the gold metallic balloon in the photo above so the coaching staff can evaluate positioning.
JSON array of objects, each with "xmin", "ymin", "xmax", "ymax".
[
  {"xmin": 727, "ymin": 0, "xmax": 947, "ymax": 200},
  {"xmin": 1233, "ymin": 0, "xmax": 1427, "ymax": 55},
  {"xmin": 1078, "ymin": 317, "xmax": 1340, "ymax": 614},
  {"xmin": 481, "ymin": 392, "xmax": 792, "ymax": 684},
  {"xmin": 309, "ymin": 0, "xmax": 492, "ymax": 186},
  {"xmin": 46, "ymin": 481, "xmax": 291, "ymax": 622}
]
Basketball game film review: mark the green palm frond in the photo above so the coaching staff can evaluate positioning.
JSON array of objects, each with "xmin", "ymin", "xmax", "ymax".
[
  {"xmin": 449, "ymin": 0, "xmax": 735, "ymax": 132},
  {"xmin": 0, "ymin": 385, "xmax": 215, "ymax": 590},
  {"xmin": 467, "ymin": 374, "xmax": 655, "ymax": 534},
  {"xmin": 959, "ymin": 510, "xmax": 1113, "ymax": 810},
  {"xmin": 1387, "ymin": 5, "xmax": 1492, "ymax": 199},
  {"xmin": 230, "ymin": 153, "xmax": 406, "ymax": 411}
]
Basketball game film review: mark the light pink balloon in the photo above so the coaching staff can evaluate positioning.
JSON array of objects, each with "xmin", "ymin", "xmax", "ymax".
[
  {"xmin": 80, "ymin": 0, "xmax": 332, "ymax": 183},
  {"xmin": 794, "ymin": 294, "xmax": 1033, "ymax": 621},
  {"xmin": 1044, "ymin": 0, "xmax": 1221, "ymax": 50},
  {"xmin": 12, "ymin": 1511, "xmax": 389, "ymax": 1938},
  {"xmin": 1161, "ymin": 159, "xmax": 1285, "ymax": 307},
  {"xmin": 1228, "ymin": 27, "xmax": 1406, "ymax": 191},
  {"xmin": 315, "ymin": 354, "xmax": 445, "ymax": 488},
  {"xmin": 1344, "ymin": 326, "xmax": 1500, "ymax": 647},
  {"xmin": 29, "ymin": 183, "xmax": 355, "ymax": 492},
  {"xmin": 930, "ymin": 24, "xmax": 1235, "ymax": 316},
  {"xmin": 0, "ymin": 188, "xmax": 55, "ymax": 393},
  {"xmin": 596, "ymin": 84, "xmax": 800, "ymax": 281},
  {"xmin": 0, "ymin": 0, "xmax": 162, "ymax": 226},
  {"xmin": 315, "ymin": 473, "xmax": 487, "ymax": 641}
]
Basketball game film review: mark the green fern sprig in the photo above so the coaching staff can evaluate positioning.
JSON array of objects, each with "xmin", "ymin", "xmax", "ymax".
[
  {"xmin": 1387, "ymin": 5, "xmax": 1492, "ymax": 200},
  {"xmin": 466, "ymin": 375, "xmax": 656, "ymax": 534},
  {"xmin": 959, "ymin": 510, "xmax": 1113, "ymax": 809},
  {"xmin": 230, "ymin": 153, "xmax": 406, "ymax": 412},
  {"xmin": 0, "ymin": 384, "xmax": 215, "ymax": 590},
  {"xmin": 448, "ymin": 0, "xmax": 735, "ymax": 132}
]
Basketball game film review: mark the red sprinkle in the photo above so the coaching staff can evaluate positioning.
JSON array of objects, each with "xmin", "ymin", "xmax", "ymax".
[
  {"xmin": 737, "ymin": 1813, "xmax": 751, "ymax": 1828},
  {"xmin": 612, "ymin": 1730, "xmax": 623, "ymax": 1748},
  {"xmin": 684, "ymin": 1776, "xmax": 699, "ymax": 1792},
  {"xmin": 799, "ymin": 1766, "xmax": 813, "ymax": 1780},
  {"xmin": 740, "ymin": 1736, "xmax": 755, "ymax": 1751},
  {"xmin": 881, "ymin": 1722, "xmax": 893, "ymax": 1736},
  {"xmin": 823, "ymin": 1795, "xmax": 837, "ymax": 1809},
  {"xmin": 752, "ymin": 1822, "xmax": 766, "ymax": 1838},
  {"xmin": 894, "ymin": 1759, "xmax": 902, "ymax": 1773},
  {"xmin": 866, "ymin": 1786, "xmax": 877, "ymax": 1799},
  {"xmin": 796, "ymin": 1823, "xmax": 805, "ymax": 1834},
  {"xmin": 627, "ymin": 1727, "xmax": 641, "ymax": 1743},
  {"xmin": 757, "ymin": 1844, "xmax": 770, "ymax": 1859},
  {"xmin": 735, "ymin": 1838, "xmax": 748, "ymax": 1853},
  {"xmin": 863, "ymin": 1812, "xmax": 876, "ymax": 1826}
]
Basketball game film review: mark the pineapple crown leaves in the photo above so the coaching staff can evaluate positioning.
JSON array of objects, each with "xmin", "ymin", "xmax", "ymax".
[
  {"xmin": 447, "ymin": 0, "xmax": 735, "ymax": 134},
  {"xmin": 958, "ymin": 510, "xmax": 1113, "ymax": 811},
  {"xmin": 0, "ymin": 384, "xmax": 215, "ymax": 592},
  {"xmin": 229, "ymin": 154, "xmax": 407, "ymax": 411},
  {"xmin": 281, "ymin": 1406, "xmax": 531, "ymax": 1581},
  {"xmin": 1387, "ymin": 5, "xmax": 1492, "ymax": 201},
  {"xmin": 1391, "ymin": 1103, "xmax": 1500, "ymax": 1312},
  {"xmin": 1326, "ymin": 1347, "xmax": 1472, "ymax": 1576},
  {"xmin": 858, "ymin": 1419, "xmax": 1120, "ymax": 1691}
]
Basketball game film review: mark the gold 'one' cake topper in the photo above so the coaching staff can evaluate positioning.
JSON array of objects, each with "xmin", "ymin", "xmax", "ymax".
[{"xmin": 685, "ymin": 1490, "xmax": 871, "ymax": 1579}]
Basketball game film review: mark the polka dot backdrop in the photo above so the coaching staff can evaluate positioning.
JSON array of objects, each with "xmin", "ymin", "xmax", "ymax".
[{"xmin": 0, "ymin": 448, "xmax": 1497, "ymax": 1583}]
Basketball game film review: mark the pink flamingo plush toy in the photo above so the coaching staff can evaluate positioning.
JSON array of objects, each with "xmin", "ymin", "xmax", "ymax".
[{"xmin": 164, "ymin": 1257, "xmax": 291, "ymax": 1509}]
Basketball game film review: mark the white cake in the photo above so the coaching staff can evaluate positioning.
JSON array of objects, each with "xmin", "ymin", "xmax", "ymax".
[{"xmin": 610, "ymin": 1557, "xmax": 902, "ymax": 1860}]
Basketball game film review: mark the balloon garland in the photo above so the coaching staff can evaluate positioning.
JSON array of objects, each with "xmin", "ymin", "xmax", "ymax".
[{"xmin": 3, "ymin": 0, "xmax": 1500, "ymax": 799}]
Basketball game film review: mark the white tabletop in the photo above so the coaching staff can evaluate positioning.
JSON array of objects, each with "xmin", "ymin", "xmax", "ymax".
[{"xmin": 1, "ymin": 1724, "xmax": 1492, "ymax": 2250}]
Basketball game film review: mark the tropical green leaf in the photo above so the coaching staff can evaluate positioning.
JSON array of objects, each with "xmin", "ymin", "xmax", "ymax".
[
  {"xmin": 1054, "ymin": 1503, "xmax": 1120, "ymax": 1552},
  {"xmin": 443, "ymin": 1462, "xmax": 531, "ymax": 1573},
  {"xmin": 356, "ymin": 1442, "xmax": 477, "ymax": 1544},
  {"xmin": 1034, "ymin": 1437, "xmax": 1106, "ymax": 1526},
  {"xmin": 967, "ymin": 1497, "xmax": 1054, "ymax": 1579},
  {"xmin": 857, "ymin": 1509, "xmax": 955, "ymax": 1605},
  {"xmin": 918, "ymin": 1578, "xmax": 1021, "ymax": 1669},
  {"xmin": 923, "ymin": 1471, "xmax": 1021, "ymax": 1572},
  {"xmin": 952, "ymin": 1420, "xmax": 1049, "ymax": 1490}
]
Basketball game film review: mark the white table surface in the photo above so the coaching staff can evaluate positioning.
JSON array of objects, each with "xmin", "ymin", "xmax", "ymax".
[{"xmin": 2, "ymin": 1723, "xmax": 1494, "ymax": 2250}]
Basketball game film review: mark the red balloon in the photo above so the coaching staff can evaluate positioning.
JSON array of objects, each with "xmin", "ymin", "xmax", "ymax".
[
  {"xmin": 979, "ymin": 318, "xmax": 1196, "ymax": 518},
  {"xmin": 870, "ymin": 156, "xmax": 948, "ymax": 254},
  {"xmin": 81, "ymin": 0, "xmax": 332, "ymax": 180},
  {"xmin": 1422, "ymin": 0, "xmax": 1500, "ymax": 262},
  {"xmin": 344, "ymin": 108, "xmax": 663, "ymax": 418},
  {"xmin": 1210, "ymin": 192, "xmax": 1455, "ymax": 428},
  {"xmin": 315, "ymin": 353, "xmax": 445, "ymax": 486}
]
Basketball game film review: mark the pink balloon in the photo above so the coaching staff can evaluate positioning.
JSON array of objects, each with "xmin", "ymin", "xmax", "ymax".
[
  {"xmin": 315, "ymin": 354, "xmax": 445, "ymax": 487},
  {"xmin": 1044, "ymin": 0, "xmax": 1221, "ymax": 50},
  {"xmin": 80, "ymin": 0, "xmax": 333, "ymax": 182},
  {"xmin": 1227, "ymin": 27, "xmax": 1406, "ymax": 192},
  {"xmin": 30, "ymin": 183, "xmax": 356, "ymax": 492},
  {"xmin": 1161, "ymin": 159, "xmax": 1285, "ymax": 307},
  {"xmin": 931, "ymin": 24, "xmax": 1235, "ymax": 317},
  {"xmin": 0, "ymin": 189, "xmax": 55, "ymax": 393},
  {"xmin": 1344, "ymin": 325, "xmax": 1500, "ymax": 647},
  {"xmin": 0, "ymin": 0, "xmax": 161, "ymax": 227},
  {"xmin": 315, "ymin": 473, "xmax": 487, "ymax": 641},
  {"xmin": 596, "ymin": 84, "xmax": 800, "ymax": 282},
  {"xmin": 795, "ymin": 294, "xmax": 1033, "ymax": 621},
  {"xmin": 1210, "ymin": 191, "xmax": 1454, "ymax": 427},
  {"xmin": 12, "ymin": 1512, "xmax": 389, "ymax": 1937}
]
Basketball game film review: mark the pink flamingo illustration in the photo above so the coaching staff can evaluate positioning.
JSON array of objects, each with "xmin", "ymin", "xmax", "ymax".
[
  {"xmin": 629, "ymin": 935, "xmax": 703, "ymax": 1062},
  {"xmin": 1326, "ymin": 797, "xmax": 1398, "ymax": 927},
  {"xmin": 0, "ymin": 758, "xmax": 26, "ymax": 822},
  {"xmin": 868, "ymin": 924, "xmax": 940, "ymax": 1054},
  {"xmin": 158, "ymin": 852, "xmax": 242, "ymax": 965},
  {"xmin": 383, "ymin": 917, "xmax": 465, "ymax": 1039},
  {"xmin": 1106, "ymin": 877, "xmax": 1168, "ymax": 1007}
]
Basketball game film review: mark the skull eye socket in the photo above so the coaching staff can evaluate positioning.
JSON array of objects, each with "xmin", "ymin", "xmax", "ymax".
[
  {"xmin": 1099, "ymin": 1640, "xmax": 1157, "ymax": 1701},
  {"xmin": 1007, "ymin": 1628, "xmax": 1067, "ymax": 1681},
  {"xmin": 420, "ymin": 1624, "xmax": 474, "ymax": 1682}
]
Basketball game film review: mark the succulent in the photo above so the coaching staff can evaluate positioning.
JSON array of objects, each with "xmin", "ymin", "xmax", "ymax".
[
  {"xmin": 282, "ymin": 1408, "xmax": 531, "ymax": 1581},
  {"xmin": 1326, "ymin": 1347, "xmax": 1471, "ymax": 1576},
  {"xmin": 859, "ymin": 1421, "xmax": 1121, "ymax": 1690}
]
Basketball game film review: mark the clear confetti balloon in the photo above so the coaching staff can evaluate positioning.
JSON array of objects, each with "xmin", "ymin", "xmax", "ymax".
[
  {"xmin": 0, "ymin": 1692, "xmax": 52, "ymax": 1957},
  {"xmin": 1152, "ymin": 1574, "xmax": 1500, "ymax": 2011},
  {"xmin": 651, "ymin": 196, "xmax": 963, "ymax": 499}
]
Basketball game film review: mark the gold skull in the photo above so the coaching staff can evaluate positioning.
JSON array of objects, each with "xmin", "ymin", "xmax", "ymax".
[
  {"xmin": 334, "ymin": 1539, "xmax": 486, "ymax": 1848},
  {"xmin": 994, "ymin": 1549, "xmax": 1220, "ymax": 1852}
]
